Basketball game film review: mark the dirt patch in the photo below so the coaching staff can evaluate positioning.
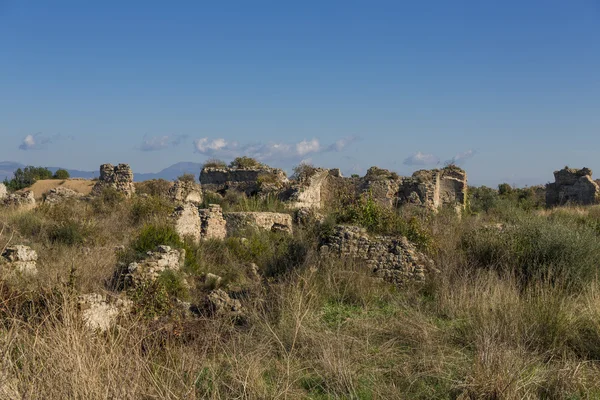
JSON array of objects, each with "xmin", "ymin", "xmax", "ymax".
[{"xmin": 24, "ymin": 179, "xmax": 95, "ymax": 200}]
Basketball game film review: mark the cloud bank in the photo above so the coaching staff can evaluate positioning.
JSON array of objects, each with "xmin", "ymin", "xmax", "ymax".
[
  {"xmin": 140, "ymin": 134, "xmax": 188, "ymax": 151},
  {"xmin": 193, "ymin": 136, "xmax": 359, "ymax": 162},
  {"xmin": 19, "ymin": 133, "xmax": 72, "ymax": 151},
  {"xmin": 404, "ymin": 149, "xmax": 476, "ymax": 167}
]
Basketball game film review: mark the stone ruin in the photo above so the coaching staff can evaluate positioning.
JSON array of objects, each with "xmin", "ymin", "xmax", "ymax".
[
  {"xmin": 92, "ymin": 163, "xmax": 136, "ymax": 198},
  {"xmin": 1, "ymin": 191, "xmax": 36, "ymax": 211},
  {"xmin": 224, "ymin": 212, "xmax": 293, "ymax": 236},
  {"xmin": 200, "ymin": 165, "xmax": 288, "ymax": 196},
  {"xmin": 125, "ymin": 245, "xmax": 186, "ymax": 286},
  {"xmin": 0, "ymin": 183, "xmax": 6, "ymax": 200},
  {"xmin": 44, "ymin": 186, "xmax": 84, "ymax": 205},
  {"xmin": 173, "ymin": 203, "xmax": 227, "ymax": 243},
  {"xmin": 546, "ymin": 167, "xmax": 600, "ymax": 207},
  {"xmin": 168, "ymin": 179, "xmax": 203, "ymax": 204},
  {"xmin": 1, "ymin": 245, "xmax": 38, "ymax": 276},
  {"xmin": 320, "ymin": 225, "xmax": 434, "ymax": 284},
  {"xmin": 78, "ymin": 293, "xmax": 132, "ymax": 332}
]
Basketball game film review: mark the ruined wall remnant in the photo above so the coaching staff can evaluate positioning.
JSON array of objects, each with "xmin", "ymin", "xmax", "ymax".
[
  {"xmin": 396, "ymin": 166, "xmax": 468, "ymax": 212},
  {"xmin": 2, "ymin": 191, "xmax": 36, "ymax": 211},
  {"xmin": 546, "ymin": 167, "xmax": 600, "ymax": 207},
  {"xmin": 1, "ymin": 245, "xmax": 38, "ymax": 276},
  {"xmin": 320, "ymin": 225, "xmax": 434, "ymax": 284},
  {"xmin": 224, "ymin": 212, "xmax": 293, "ymax": 236},
  {"xmin": 360, "ymin": 167, "xmax": 402, "ymax": 207},
  {"xmin": 173, "ymin": 203, "xmax": 227, "ymax": 242},
  {"xmin": 0, "ymin": 183, "xmax": 6, "ymax": 200},
  {"xmin": 78, "ymin": 293, "xmax": 132, "ymax": 332},
  {"xmin": 199, "ymin": 204, "xmax": 228, "ymax": 240},
  {"xmin": 169, "ymin": 179, "xmax": 203, "ymax": 204},
  {"xmin": 125, "ymin": 245, "xmax": 185, "ymax": 285},
  {"xmin": 200, "ymin": 166, "xmax": 288, "ymax": 196},
  {"xmin": 44, "ymin": 187, "xmax": 84, "ymax": 205},
  {"xmin": 92, "ymin": 163, "xmax": 136, "ymax": 197},
  {"xmin": 283, "ymin": 168, "xmax": 331, "ymax": 209}
]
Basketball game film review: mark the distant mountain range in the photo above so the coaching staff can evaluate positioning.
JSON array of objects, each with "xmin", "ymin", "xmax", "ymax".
[{"xmin": 0, "ymin": 161, "xmax": 203, "ymax": 182}]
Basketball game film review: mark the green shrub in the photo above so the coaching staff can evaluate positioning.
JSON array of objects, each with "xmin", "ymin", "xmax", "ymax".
[
  {"xmin": 4, "ymin": 166, "xmax": 53, "ymax": 191},
  {"xmin": 229, "ymin": 156, "xmax": 262, "ymax": 169},
  {"xmin": 156, "ymin": 270, "xmax": 189, "ymax": 300},
  {"xmin": 130, "ymin": 196, "xmax": 172, "ymax": 225},
  {"xmin": 135, "ymin": 179, "xmax": 172, "ymax": 197},
  {"xmin": 53, "ymin": 169, "xmax": 70, "ymax": 179},
  {"xmin": 292, "ymin": 163, "xmax": 318, "ymax": 182},
  {"xmin": 91, "ymin": 187, "xmax": 125, "ymax": 214},
  {"xmin": 177, "ymin": 173, "xmax": 196, "ymax": 183},
  {"xmin": 48, "ymin": 221, "xmax": 87, "ymax": 245},
  {"xmin": 462, "ymin": 214, "xmax": 600, "ymax": 286},
  {"xmin": 131, "ymin": 224, "xmax": 183, "ymax": 254},
  {"xmin": 128, "ymin": 279, "xmax": 172, "ymax": 319},
  {"xmin": 203, "ymin": 159, "xmax": 227, "ymax": 168}
]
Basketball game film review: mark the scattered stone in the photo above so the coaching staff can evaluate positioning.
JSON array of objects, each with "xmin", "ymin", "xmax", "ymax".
[
  {"xmin": 321, "ymin": 225, "xmax": 434, "ymax": 284},
  {"xmin": 224, "ymin": 211, "xmax": 293, "ymax": 236},
  {"xmin": 92, "ymin": 163, "xmax": 136, "ymax": 198},
  {"xmin": 169, "ymin": 179, "xmax": 203, "ymax": 204},
  {"xmin": 2, "ymin": 191, "xmax": 36, "ymax": 210},
  {"xmin": 1, "ymin": 245, "xmax": 38, "ymax": 276},
  {"xmin": 294, "ymin": 207, "xmax": 326, "ymax": 226},
  {"xmin": 203, "ymin": 289, "xmax": 244, "ymax": 318},
  {"xmin": 204, "ymin": 273, "xmax": 223, "ymax": 288},
  {"xmin": 546, "ymin": 167, "xmax": 600, "ymax": 207},
  {"xmin": 44, "ymin": 186, "xmax": 84, "ymax": 205},
  {"xmin": 78, "ymin": 293, "xmax": 132, "ymax": 332},
  {"xmin": 125, "ymin": 245, "xmax": 185, "ymax": 285}
]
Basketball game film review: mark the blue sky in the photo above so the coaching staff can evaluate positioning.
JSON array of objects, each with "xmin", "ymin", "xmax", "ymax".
[{"xmin": 1, "ymin": 1, "xmax": 599, "ymax": 186}]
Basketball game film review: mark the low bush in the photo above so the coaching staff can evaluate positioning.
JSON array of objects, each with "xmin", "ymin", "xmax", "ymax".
[
  {"xmin": 229, "ymin": 156, "xmax": 262, "ymax": 169},
  {"xmin": 203, "ymin": 159, "xmax": 227, "ymax": 168},
  {"xmin": 135, "ymin": 179, "xmax": 172, "ymax": 197}
]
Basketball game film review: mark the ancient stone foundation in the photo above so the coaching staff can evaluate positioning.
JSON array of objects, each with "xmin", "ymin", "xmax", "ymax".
[
  {"xmin": 546, "ymin": 167, "xmax": 600, "ymax": 207},
  {"xmin": 200, "ymin": 166, "xmax": 288, "ymax": 196},
  {"xmin": 2, "ymin": 191, "xmax": 36, "ymax": 211},
  {"xmin": 320, "ymin": 225, "xmax": 434, "ymax": 284},
  {"xmin": 169, "ymin": 179, "xmax": 203, "ymax": 204},
  {"xmin": 1, "ymin": 245, "xmax": 38, "ymax": 276},
  {"xmin": 0, "ymin": 183, "xmax": 6, "ymax": 200},
  {"xmin": 92, "ymin": 163, "xmax": 136, "ymax": 198},
  {"xmin": 224, "ymin": 212, "xmax": 293, "ymax": 236},
  {"xmin": 173, "ymin": 203, "xmax": 227, "ymax": 242},
  {"xmin": 44, "ymin": 187, "xmax": 84, "ymax": 205},
  {"xmin": 199, "ymin": 204, "xmax": 228, "ymax": 240}
]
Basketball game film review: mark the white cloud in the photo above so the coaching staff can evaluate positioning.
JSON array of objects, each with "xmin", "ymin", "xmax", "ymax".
[
  {"xmin": 192, "ymin": 137, "xmax": 358, "ymax": 162},
  {"xmin": 403, "ymin": 152, "xmax": 440, "ymax": 166},
  {"xmin": 445, "ymin": 149, "xmax": 476, "ymax": 166},
  {"xmin": 18, "ymin": 133, "xmax": 72, "ymax": 151},
  {"xmin": 140, "ymin": 134, "xmax": 188, "ymax": 151}
]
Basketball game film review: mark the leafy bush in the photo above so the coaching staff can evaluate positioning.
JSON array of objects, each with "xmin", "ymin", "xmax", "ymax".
[
  {"xmin": 177, "ymin": 173, "xmax": 196, "ymax": 183},
  {"xmin": 130, "ymin": 224, "xmax": 183, "ymax": 254},
  {"xmin": 53, "ymin": 169, "xmax": 70, "ymax": 179},
  {"xmin": 229, "ymin": 156, "xmax": 262, "ymax": 169},
  {"xmin": 130, "ymin": 196, "xmax": 172, "ymax": 225},
  {"xmin": 292, "ymin": 163, "xmax": 318, "ymax": 182},
  {"xmin": 462, "ymin": 213, "xmax": 600, "ymax": 286},
  {"xmin": 3, "ymin": 166, "xmax": 54, "ymax": 191},
  {"xmin": 203, "ymin": 159, "xmax": 227, "ymax": 168},
  {"xmin": 135, "ymin": 179, "xmax": 172, "ymax": 197},
  {"xmin": 48, "ymin": 221, "xmax": 87, "ymax": 245}
]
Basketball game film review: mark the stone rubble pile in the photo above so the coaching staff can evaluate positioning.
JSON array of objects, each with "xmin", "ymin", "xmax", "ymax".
[
  {"xmin": 1, "ymin": 245, "xmax": 38, "ymax": 276},
  {"xmin": 1, "ymin": 191, "xmax": 36, "ymax": 210},
  {"xmin": 320, "ymin": 225, "xmax": 434, "ymax": 284},
  {"xmin": 125, "ymin": 245, "xmax": 185, "ymax": 286},
  {"xmin": 44, "ymin": 186, "xmax": 84, "ymax": 205}
]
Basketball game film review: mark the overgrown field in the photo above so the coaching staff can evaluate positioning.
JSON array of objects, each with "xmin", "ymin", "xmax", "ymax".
[{"xmin": 2, "ymin": 188, "xmax": 600, "ymax": 399}]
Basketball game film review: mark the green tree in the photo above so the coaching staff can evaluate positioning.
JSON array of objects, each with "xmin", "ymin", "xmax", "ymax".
[
  {"xmin": 4, "ymin": 166, "xmax": 53, "ymax": 191},
  {"xmin": 53, "ymin": 169, "xmax": 70, "ymax": 179}
]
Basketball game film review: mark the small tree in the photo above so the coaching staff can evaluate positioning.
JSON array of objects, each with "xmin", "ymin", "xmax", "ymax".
[
  {"xmin": 177, "ymin": 173, "xmax": 196, "ymax": 183},
  {"xmin": 53, "ymin": 169, "xmax": 70, "ymax": 179},
  {"xmin": 203, "ymin": 159, "xmax": 227, "ymax": 168},
  {"xmin": 229, "ymin": 156, "xmax": 261, "ymax": 169},
  {"xmin": 498, "ymin": 183, "xmax": 513, "ymax": 196}
]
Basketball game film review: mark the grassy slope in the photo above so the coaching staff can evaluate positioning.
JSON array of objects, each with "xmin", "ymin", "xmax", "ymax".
[{"xmin": 1, "ymin": 193, "xmax": 600, "ymax": 399}]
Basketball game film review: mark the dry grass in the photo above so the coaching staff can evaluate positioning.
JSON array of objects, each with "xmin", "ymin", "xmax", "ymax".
[
  {"xmin": 2, "ymin": 196, "xmax": 600, "ymax": 398},
  {"xmin": 24, "ymin": 179, "xmax": 95, "ymax": 200}
]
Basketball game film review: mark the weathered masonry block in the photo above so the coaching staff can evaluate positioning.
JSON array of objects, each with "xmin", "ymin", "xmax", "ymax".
[
  {"xmin": 224, "ymin": 212, "xmax": 293, "ymax": 236},
  {"xmin": 92, "ymin": 163, "xmax": 136, "ymax": 198},
  {"xmin": 546, "ymin": 167, "xmax": 600, "ymax": 207}
]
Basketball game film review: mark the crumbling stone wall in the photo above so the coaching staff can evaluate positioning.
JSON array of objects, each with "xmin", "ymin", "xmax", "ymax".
[
  {"xmin": 200, "ymin": 166, "xmax": 288, "ymax": 196},
  {"xmin": 1, "ymin": 245, "xmax": 38, "ymax": 276},
  {"xmin": 0, "ymin": 183, "xmax": 6, "ymax": 200},
  {"xmin": 360, "ymin": 167, "xmax": 402, "ymax": 207},
  {"xmin": 44, "ymin": 187, "xmax": 84, "ymax": 205},
  {"xmin": 2, "ymin": 191, "xmax": 36, "ymax": 211},
  {"xmin": 169, "ymin": 179, "xmax": 203, "ymax": 204},
  {"xmin": 320, "ymin": 225, "xmax": 434, "ymax": 284},
  {"xmin": 92, "ymin": 163, "xmax": 136, "ymax": 198},
  {"xmin": 125, "ymin": 245, "xmax": 185, "ymax": 285},
  {"xmin": 283, "ymin": 168, "xmax": 331, "ymax": 209},
  {"xmin": 199, "ymin": 204, "xmax": 227, "ymax": 240},
  {"xmin": 224, "ymin": 212, "xmax": 293, "ymax": 236},
  {"xmin": 546, "ymin": 167, "xmax": 600, "ymax": 207}
]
